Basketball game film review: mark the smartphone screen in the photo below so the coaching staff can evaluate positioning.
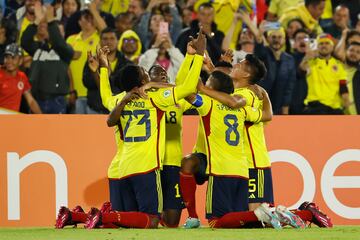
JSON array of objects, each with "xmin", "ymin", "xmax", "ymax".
[{"xmin": 159, "ymin": 22, "xmax": 169, "ymax": 35}]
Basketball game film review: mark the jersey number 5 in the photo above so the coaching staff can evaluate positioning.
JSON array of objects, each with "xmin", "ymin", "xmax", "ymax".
[
  {"xmin": 122, "ymin": 110, "xmax": 151, "ymax": 142},
  {"xmin": 224, "ymin": 114, "xmax": 240, "ymax": 146}
]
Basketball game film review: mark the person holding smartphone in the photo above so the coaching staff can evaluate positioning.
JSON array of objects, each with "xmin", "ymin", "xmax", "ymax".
[{"xmin": 138, "ymin": 21, "xmax": 184, "ymax": 84}]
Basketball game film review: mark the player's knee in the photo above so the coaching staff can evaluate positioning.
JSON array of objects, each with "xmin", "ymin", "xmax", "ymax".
[{"xmin": 181, "ymin": 154, "xmax": 200, "ymax": 174}]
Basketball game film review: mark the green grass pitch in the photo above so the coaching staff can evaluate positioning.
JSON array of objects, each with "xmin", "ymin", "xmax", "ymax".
[{"xmin": 1, "ymin": 226, "xmax": 359, "ymax": 240}]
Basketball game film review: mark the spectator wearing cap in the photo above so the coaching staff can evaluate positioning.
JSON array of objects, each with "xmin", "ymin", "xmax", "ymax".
[
  {"xmin": 83, "ymin": 28, "xmax": 131, "ymax": 114},
  {"xmin": 118, "ymin": 29, "xmax": 142, "ymax": 63},
  {"xmin": 0, "ymin": 43, "xmax": 42, "ymax": 113},
  {"xmin": 290, "ymin": 29, "xmax": 311, "ymax": 114},
  {"xmin": 323, "ymin": 5, "xmax": 350, "ymax": 40},
  {"xmin": 247, "ymin": 19, "xmax": 296, "ymax": 115},
  {"xmin": 66, "ymin": 9, "xmax": 99, "ymax": 114},
  {"xmin": 342, "ymin": 41, "xmax": 360, "ymax": 114},
  {"xmin": 280, "ymin": 0, "xmax": 326, "ymax": 36},
  {"xmin": 176, "ymin": 2, "xmax": 223, "ymax": 63},
  {"xmin": 300, "ymin": 33, "xmax": 350, "ymax": 114},
  {"xmin": 22, "ymin": 4, "xmax": 73, "ymax": 114}
]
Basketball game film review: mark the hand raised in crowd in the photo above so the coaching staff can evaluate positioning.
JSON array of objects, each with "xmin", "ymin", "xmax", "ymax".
[
  {"xmin": 88, "ymin": 0, "xmax": 98, "ymax": 13},
  {"xmin": 45, "ymin": 5, "xmax": 55, "ymax": 23},
  {"xmin": 97, "ymin": 46, "xmax": 110, "ymax": 68},
  {"xmin": 87, "ymin": 51, "xmax": 99, "ymax": 73},
  {"xmin": 220, "ymin": 49, "xmax": 234, "ymax": 63},
  {"xmin": 190, "ymin": 28, "xmax": 207, "ymax": 56},
  {"xmin": 34, "ymin": 1, "xmax": 45, "ymax": 24},
  {"xmin": 153, "ymin": 33, "xmax": 172, "ymax": 49}
]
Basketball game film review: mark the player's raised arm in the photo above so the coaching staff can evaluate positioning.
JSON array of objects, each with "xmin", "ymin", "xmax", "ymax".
[
  {"xmin": 197, "ymin": 75, "xmax": 246, "ymax": 109},
  {"xmin": 175, "ymin": 42, "xmax": 196, "ymax": 85},
  {"xmin": 107, "ymin": 89, "xmax": 140, "ymax": 127},
  {"xmin": 173, "ymin": 30, "xmax": 206, "ymax": 101},
  {"xmin": 98, "ymin": 46, "xmax": 114, "ymax": 110}
]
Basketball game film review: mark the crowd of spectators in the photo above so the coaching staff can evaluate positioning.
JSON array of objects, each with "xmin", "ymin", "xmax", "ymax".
[{"xmin": 0, "ymin": 0, "xmax": 359, "ymax": 115}]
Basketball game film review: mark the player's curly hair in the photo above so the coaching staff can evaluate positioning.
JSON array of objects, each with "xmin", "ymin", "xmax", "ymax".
[
  {"xmin": 245, "ymin": 54, "xmax": 267, "ymax": 84},
  {"xmin": 116, "ymin": 64, "xmax": 143, "ymax": 92},
  {"xmin": 210, "ymin": 70, "xmax": 234, "ymax": 94}
]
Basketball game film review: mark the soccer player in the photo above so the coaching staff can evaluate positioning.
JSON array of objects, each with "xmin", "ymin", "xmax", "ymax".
[
  {"xmin": 183, "ymin": 67, "xmax": 284, "ymax": 229},
  {"xmin": 84, "ymin": 30, "xmax": 206, "ymax": 229}
]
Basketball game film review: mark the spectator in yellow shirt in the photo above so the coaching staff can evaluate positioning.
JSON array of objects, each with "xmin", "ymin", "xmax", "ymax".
[
  {"xmin": 280, "ymin": 0, "xmax": 326, "ymax": 36},
  {"xmin": 300, "ymin": 33, "xmax": 350, "ymax": 114},
  {"xmin": 66, "ymin": 10, "xmax": 100, "ymax": 114}
]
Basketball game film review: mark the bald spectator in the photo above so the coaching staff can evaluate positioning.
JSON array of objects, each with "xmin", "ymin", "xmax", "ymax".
[
  {"xmin": 280, "ymin": 0, "xmax": 326, "ymax": 36},
  {"xmin": 323, "ymin": 5, "xmax": 350, "ymax": 39}
]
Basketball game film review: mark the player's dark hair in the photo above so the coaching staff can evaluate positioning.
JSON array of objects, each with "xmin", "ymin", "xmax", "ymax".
[
  {"xmin": 210, "ymin": 70, "xmax": 234, "ymax": 94},
  {"xmin": 293, "ymin": 28, "xmax": 309, "ymax": 39},
  {"xmin": 214, "ymin": 61, "xmax": 233, "ymax": 69},
  {"xmin": 199, "ymin": 2, "xmax": 214, "ymax": 10},
  {"xmin": 116, "ymin": 64, "xmax": 143, "ymax": 92},
  {"xmin": 245, "ymin": 54, "xmax": 267, "ymax": 84},
  {"xmin": 305, "ymin": 0, "xmax": 325, "ymax": 7},
  {"xmin": 100, "ymin": 27, "xmax": 117, "ymax": 38}
]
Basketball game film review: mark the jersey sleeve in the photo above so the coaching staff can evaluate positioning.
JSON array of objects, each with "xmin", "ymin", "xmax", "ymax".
[
  {"xmin": 195, "ymin": 94, "xmax": 212, "ymax": 116},
  {"xmin": 100, "ymin": 67, "xmax": 116, "ymax": 110},
  {"xmin": 175, "ymin": 53, "xmax": 195, "ymax": 85},
  {"xmin": 149, "ymin": 87, "xmax": 177, "ymax": 110},
  {"xmin": 243, "ymin": 106, "xmax": 262, "ymax": 123}
]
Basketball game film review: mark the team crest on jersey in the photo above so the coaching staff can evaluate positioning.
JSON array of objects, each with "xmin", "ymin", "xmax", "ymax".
[
  {"xmin": 332, "ymin": 65, "xmax": 338, "ymax": 72},
  {"xmin": 17, "ymin": 81, "xmax": 24, "ymax": 90},
  {"xmin": 163, "ymin": 90, "xmax": 171, "ymax": 98}
]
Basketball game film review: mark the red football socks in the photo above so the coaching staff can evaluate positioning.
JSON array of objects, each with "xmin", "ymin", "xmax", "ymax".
[
  {"xmin": 292, "ymin": 210, "xmax": 313, "ymax": 222},
  {"xmin": 71, "ymin": 212, "xmax": 87, "ymax": 223},
  {"xmin": 102, "ymin": 212, "xmax": 152, "ymax": 228},
  {"xmin": 179, "ymin": 172, "xmax": 198, "ymax": 218},
  {"xmin": 211, "ymin": 211, "xmax": 259, "ymax": 228}
]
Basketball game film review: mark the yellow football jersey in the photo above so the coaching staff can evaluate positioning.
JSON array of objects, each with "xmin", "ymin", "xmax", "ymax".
[
  {"xmin": 234, "ymin": 88, "xmax": 271, "ymax": 169},
  {"xmin": 116, "ymin": 87, "xmax": 178, "ymax": 179},
  {"xmin": 164, "ymin": 100, "xmax": 192, "ymax": 167},
  {"xmin": 196, "ymin": 94, "xmax": 262, "ymax": 178}
]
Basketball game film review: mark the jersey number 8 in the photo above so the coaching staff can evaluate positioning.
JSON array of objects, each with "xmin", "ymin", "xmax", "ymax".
[{"xmin": 224, "ymin": 114, "xmax": 240, "ymax": 146}]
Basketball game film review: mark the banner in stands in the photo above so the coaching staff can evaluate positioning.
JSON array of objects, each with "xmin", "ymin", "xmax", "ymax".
[{"xmin": 0, "ymin": 115, "xmax": 359, "ymax": 226}]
